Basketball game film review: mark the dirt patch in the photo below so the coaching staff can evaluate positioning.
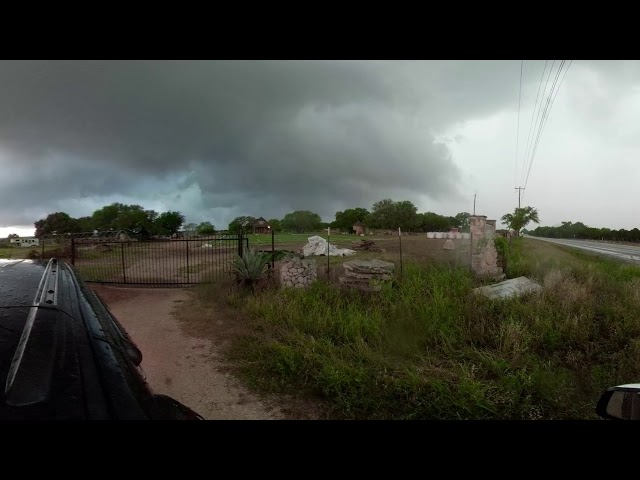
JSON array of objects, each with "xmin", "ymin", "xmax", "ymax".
[
  {"xmin": 177, "ymin": 282, "xmax": 326, "ymax": 420},
  {"xmin": 90, "ymin": 285, "xmax": 286, "ymax": 419}
]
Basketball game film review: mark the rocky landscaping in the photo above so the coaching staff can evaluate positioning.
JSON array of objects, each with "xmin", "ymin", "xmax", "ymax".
[
  {"xmin": 338, "ymin": 259, "xmax": 394, "ymax": 291},
  {"xmin": 280, "ymin": 256, "xmax": 317, "ymax": 288}
]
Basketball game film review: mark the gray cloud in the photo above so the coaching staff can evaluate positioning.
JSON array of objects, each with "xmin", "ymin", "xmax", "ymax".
[{"xmin": 0, "ymin": 61, "xmax": 529, "ymax": 228}]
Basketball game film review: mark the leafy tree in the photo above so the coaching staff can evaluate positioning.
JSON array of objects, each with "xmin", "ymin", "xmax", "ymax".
[
  {"xmin": 268, "ymin": 219, "xmax": 282, "ymax": 233},
  {"xmin": 501, "ymin": 206, "xmax": 540, "ymax": 237},
  {"xmin": 154, "ymin": 211, "xmax": 185, "ymax": 236},
  {"xmin": 417, "ymin": 212, "xmax": 452, "ymax": 232},
  {"xmin": 7, "ymin": 233, "xmax": 19, "ymax": 239},
  {"xmin": 196, "ymin": 221, "xmax": 216, "ymax": 235},
  {"xmin": 90, "ymin": 203, "xmax": 122, "ymax": 231},
  {"xmin": 34, "ymin": 212, "xmax": 81, "ymax": 238},
  {"xmin": 77, "ymin": 216, "xmax": 94, "ymax": 233},
  {"xmin": 90, "ymin": 203, "xmax": 160, "ymax": 235},
  {"xmin": 394, "ymin": 200, "xmax": 419, "ymax": 231},
  {"xmin": 228, "ymin": 216, "xmax": 256, "ymax": 232},
  {"xmin": 369, "ymin": 199, "xmax": 420, "ymax": 231},
  {"xmin": 369, "ymin": 199, "xmax": 396, "ymax": 229},
  {"xmin": 183, "ymin": 223, "xmax": 198, "ymax": 236},
  {"xmin": 333, "ymin": 208, "xmax": 370, "ymax": 232},
  {"xmin": 281, "ymin": 210, "xmax": 322, "ymax": 233},
  {"xmin": 452, "ymin": 212, "xmax": 471, "ymax": 232}
]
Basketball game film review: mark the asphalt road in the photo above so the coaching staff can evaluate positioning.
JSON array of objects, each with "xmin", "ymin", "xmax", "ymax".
[{"xmin": 526, "ymin": 236, "xmax": 640, "ymax": 264}]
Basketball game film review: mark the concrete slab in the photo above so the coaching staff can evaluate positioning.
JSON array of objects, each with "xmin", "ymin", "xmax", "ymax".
[{"xmin": 473, "ymin": 276, "xmax": 542, "ymax": 300}]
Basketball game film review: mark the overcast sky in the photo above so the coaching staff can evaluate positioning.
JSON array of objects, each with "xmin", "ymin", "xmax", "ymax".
[{"xmin": 1, "ymin": 60, "xmax": 638, "ymax": 237}]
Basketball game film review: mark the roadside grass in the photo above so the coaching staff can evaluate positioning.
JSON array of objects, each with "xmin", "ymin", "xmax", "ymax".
[
  {"xmin": 0, "ymin": 245, "xmax": 58, "ymax": 259},
  {"xmin": 212, "ymin": 237, "xmax": 640, "ymax": 419}
]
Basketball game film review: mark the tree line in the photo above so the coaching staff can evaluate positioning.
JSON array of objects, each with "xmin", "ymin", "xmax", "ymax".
[
  {"xmin": 33, "ymin": 203, "xmax": 198, "ymax": 238},
  {"xmin": 228, "ymin": 199, "xmax": 472, "ymax": 234},
  {"xmin": 528, "ymin": 221, "xmax": 640, "ymax": 242},
  {"xmin": 28, "ymin": 198, "xmax": 475, "ymax": 240}
]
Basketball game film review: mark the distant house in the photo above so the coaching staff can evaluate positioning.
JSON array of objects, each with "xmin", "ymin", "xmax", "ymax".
[
  {"xmin": 353, "ymin": 221, "xmax": 365, "ymax": 236},
  {"xmin": 252, "ymin": 217, "xmax": 271, "ymax": 234},
  {"xmin": 10, "ymin": 237, "xmax": 40, "ymax": 248}
]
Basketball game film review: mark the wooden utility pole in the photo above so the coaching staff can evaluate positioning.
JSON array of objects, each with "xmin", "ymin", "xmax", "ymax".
[{"xmin": 514, "ymin": 186, "xmax": 525, "ymax": 209}]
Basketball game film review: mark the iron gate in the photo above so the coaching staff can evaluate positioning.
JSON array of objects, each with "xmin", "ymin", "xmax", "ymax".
[{"xmin": 42, "ymin": 232, "xmax": 250, "ymax": 286}]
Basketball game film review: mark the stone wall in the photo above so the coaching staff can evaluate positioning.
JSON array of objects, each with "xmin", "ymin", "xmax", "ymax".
[
  {"xmin": 469, "ymin": 215, "xmax": 504, "ymax": 279},
  {"xmin": 280, "ymin": 256, "xmax": 317, "ymax": 288}
]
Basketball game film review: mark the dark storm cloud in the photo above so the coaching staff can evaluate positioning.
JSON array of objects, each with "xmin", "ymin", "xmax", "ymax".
[{"xmin": 0, "ymin": 60, "xmax": 522, "ymax": 227}]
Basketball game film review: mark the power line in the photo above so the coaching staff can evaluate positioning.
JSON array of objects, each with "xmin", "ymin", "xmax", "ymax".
[
  {"xmin": 523, "ymin": 60, "xmax": 564, "ymax": 189},
  {"xmin": 523, "ymin": 60, "xmax": 572, "ymax": 192},
  {"xmin": 520, "ymin": 60, "xmax": 556, "ymax": 187},
  {"xmin": 515, "ymin": 60, "xmax": 523, "ymax": 187},
  {"xmin": 527, "ymin": 60, "xmax": 573, "ymax": 174},
  {"xmin": 520, "ymin": 60, "xmax": 548, "ymax": 187}
]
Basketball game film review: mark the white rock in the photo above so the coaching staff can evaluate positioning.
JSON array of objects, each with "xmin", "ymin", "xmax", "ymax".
[
  {"xmin": 302, "ymin": 235, "xmax": 356, "ymax": 257},
  {"xmin": 474, "ymin": 276, "xmax": 542, "ymax": 300}
]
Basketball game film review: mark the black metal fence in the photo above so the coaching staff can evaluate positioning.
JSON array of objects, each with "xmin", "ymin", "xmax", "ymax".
[{"xmin": 41, "ymin": 232, "xmax": 250, "ymax": 286}]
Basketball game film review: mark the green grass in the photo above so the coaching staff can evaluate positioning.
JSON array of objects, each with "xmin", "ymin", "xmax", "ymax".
[
  {"xmin": 74, "ymin": 263, "xmax": 124, "ymax": 282},
  {"xmin": 218, "ymin": 237, "xmax": 640, "ymax": 419},
  {"xmin": 0, "ymin": 245, "xmax": 59, "ymax": 259}
]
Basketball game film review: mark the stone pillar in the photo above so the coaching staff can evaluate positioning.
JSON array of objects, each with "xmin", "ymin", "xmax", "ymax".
[
  {"xmin": 469, "ymin": 215, "xmax": 487, "ymax": 239},
  {"xmin": 485, "ymin": 220, "xmax": 497, "ymax": 239},
  {"xmin": 469, "ymin": 216, "xmax": 503, "ymax": 280}
]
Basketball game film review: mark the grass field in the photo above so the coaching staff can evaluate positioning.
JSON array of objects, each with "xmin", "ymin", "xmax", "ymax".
[
  {"xmin": 194, "ymin": 237, "xmax": 640, "ymax": 419},
  {"xmin": 247, "ymin": 232, "xmax": 376, "ymax": 246},
  {"xmin": 0, "ymin": 245, "xmax": 59, "ymax": 259}
]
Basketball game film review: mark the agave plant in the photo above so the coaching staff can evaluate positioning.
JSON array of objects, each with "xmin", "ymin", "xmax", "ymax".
[{"xmin": 231, "ymin": 248, "xmax": 270, "ymax": 285}]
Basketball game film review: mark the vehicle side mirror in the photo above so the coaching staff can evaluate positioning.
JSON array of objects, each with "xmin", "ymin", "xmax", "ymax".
[{"xmin": 596, "ymin": 385, "xmax": 640, "ymax": 420}]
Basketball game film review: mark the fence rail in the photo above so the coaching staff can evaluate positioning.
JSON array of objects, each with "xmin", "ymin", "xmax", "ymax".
[{"xmin": 41, "ymin": 233, "xmax": 250, "ymax": 287}]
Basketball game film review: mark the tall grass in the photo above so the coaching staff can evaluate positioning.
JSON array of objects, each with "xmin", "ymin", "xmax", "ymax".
[{"xmin": 224, "ymin": 239, "xmax": 640, "ymax": 419}]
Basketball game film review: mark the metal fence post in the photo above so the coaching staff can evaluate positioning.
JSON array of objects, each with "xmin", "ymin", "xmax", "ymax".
[
  {"xmin": 237, "ymin": 229, "xmax": 244, "ymax": 258},
  {"xmin": 186, "ymin": 238, "xmax": 190, "ymax": 284},
  {"xmin": 70, "ymin": 236, "xmax": 76, "ymax": 266},
  {"xmin": 398, "ymin": 227, "xmax": 403, "ymax": 280},
  {"xmin": 327, "ymin": 227, "xmax": 330, "ymax": 277},
  {"xmin": 121, "ymin": 242, "xmax": 126, "ymax": 284}
]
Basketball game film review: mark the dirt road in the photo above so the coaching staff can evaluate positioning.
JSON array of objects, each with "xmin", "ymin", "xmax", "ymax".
[{"xmin": 89, "ymin": 285, "xmax": 284, "ymax": 420}]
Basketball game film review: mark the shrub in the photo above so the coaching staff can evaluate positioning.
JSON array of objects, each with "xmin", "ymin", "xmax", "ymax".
[{"xmin": 231, "ymin": 248, "xmax": 270, "ymax": 286}]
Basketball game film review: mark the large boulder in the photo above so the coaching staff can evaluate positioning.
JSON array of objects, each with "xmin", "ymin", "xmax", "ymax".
[
  {"xmin": 339, "ymin": 259, "xmax": 394, "ymax": 291},
  {"xmin": 302, "ymin": 235, "xmax": 356, "ymax": 257}
]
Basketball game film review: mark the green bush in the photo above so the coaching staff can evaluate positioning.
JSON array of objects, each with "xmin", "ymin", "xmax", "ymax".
[{"xmin": 231, "ymin": 248, "xmax": 270, "ymax": 284}]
